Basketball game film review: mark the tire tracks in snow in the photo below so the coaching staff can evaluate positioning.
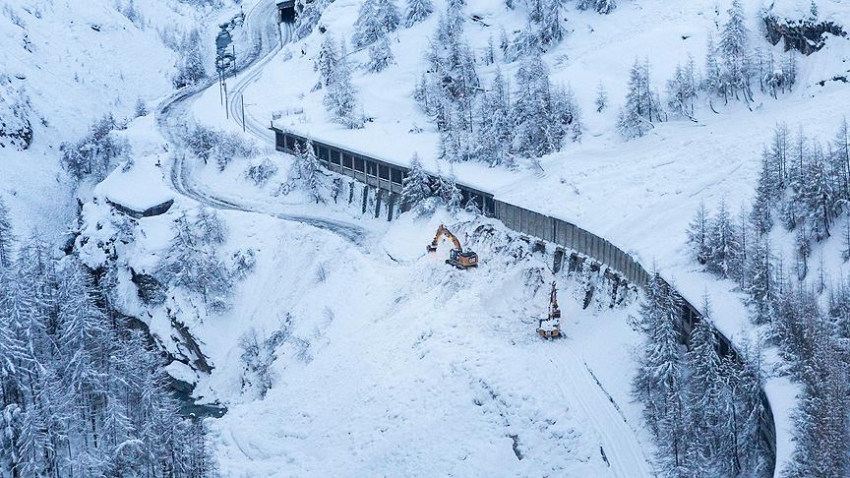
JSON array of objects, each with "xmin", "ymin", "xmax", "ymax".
[
  {"xmin": 156, "ymin": 2, "xmax": 369, "ymax": 248},
  {"xmin": 547, "ymin": 348, "xmax": 654, "ymax": 478}
]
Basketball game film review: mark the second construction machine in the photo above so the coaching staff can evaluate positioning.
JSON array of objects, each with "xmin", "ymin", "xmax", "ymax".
[
  {"xmin": 426, "ymin": 224, "xmax": 478, "ymax": 269},
  {"xmin": 537, "ymin": 282, "xmax": 562, "ymax": 339}
]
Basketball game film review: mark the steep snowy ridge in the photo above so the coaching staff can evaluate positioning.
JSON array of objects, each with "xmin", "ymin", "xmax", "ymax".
[
  {"xmin": 0, "ymin": 0, "xmax": 226, "ymax": 236},
  {"xmin": 4, "ymin": 0, "xmax": 849, "ymax": 475}
]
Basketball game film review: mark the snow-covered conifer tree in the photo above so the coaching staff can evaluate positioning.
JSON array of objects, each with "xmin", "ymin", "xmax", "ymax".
[
  {"xmin": 404, "ymin": 0, "xmax": 433, "ymax": 27},
  {"xmin": 686, "ymin": 201, "xmax": 710, "ymax": 264},
  {"xmin": 366, "ymin": 33, "xmax": 395, "ymax": 73},
  {"xmin": 719, "ymin": 0, "xmax": 752, "ymax": 103},
  {"xmin": 706, "ymin": 199, "xmax": 742, "ymax": 279},
  {"xmin": 290, "ymin": 139, "xmax": 324, "ymax": 203},
  {"xmin": 0, "ymin": 198, "xmax": 13, "ymax": 268},
  {"xmin": 401, "ymin": 153, "xmax": 433, "ymax": 207},
  {"xmin": 434, "ymin": 169, "xmax": 462, "ymax": 210},
  {"xmin": 617, "ymin": 59, "xmax": 662, "ymax": 139},
  {"xmin": 746, "ymin": 236, "xmax": 776, "ymax": 325},
  {"xmin": 474, "ymin": 69, "xmax": 514, "ymax": 167},
  {"xmin": 575, "ymin": 0, "xmax": 617, "ymax": 14},
  {"xmin": 665, "ymin": 57, "xmax": 697, "ymax": 119},
  {"xmin": 513, "ymin": 52, "xmax": 555, "ymax": 157},
  {"xmin": 352, "ymin": 0, "xmax": 400, "ymax": 48},
  {"xmin": 595, "ymin": 82, "xmax": 608, "ymax": 112},
  {"xmin": 315, "ymin": 35, "xmax": 340, "ymax": 87},
  {"xmin": 323, "ymin": 41, "xmax": 364, "ymax": 129}
]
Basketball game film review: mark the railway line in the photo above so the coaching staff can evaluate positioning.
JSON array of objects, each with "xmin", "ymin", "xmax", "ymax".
[{"xmin": 155, "ymin": 1, "xmax": 778, "ymax": 475}]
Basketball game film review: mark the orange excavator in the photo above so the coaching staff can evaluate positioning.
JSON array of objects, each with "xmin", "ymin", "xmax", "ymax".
[
  {"xmin": 426, "ymin": 224, "xmax": 478, "ymax": 269},
  {"xmin": 537, "ymin": 282, "xmax": 562, "ymax": 339}
]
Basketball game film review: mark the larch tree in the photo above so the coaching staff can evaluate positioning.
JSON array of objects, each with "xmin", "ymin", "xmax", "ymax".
[
  {"xmin": 616, "ymin": 59, "xmax": 662, "ymax": 139},
  {"xmin": 352, "ymin": 0, "xmax": 400, "ymax": 48},
  {"xmin": 401, "ymin": 153, "xmax": 433, "ymax": 207},
  {"xmin": 366, "ymin": 33, "xmax": 395, "ymax": 73},
  {"xmin": 719, "ymin": 0, "xmax": 752, "ymax": 103},
  {"xmin": 0, "ymin": 197, "xmax": 13, "ymax": 268},
  {"xmin": 404, "ymin": 0, "xmax": 433, "ymax": 27},
  {"xmin": 323, "ymin": 40, "xmax": 364, "ymax": 129}
]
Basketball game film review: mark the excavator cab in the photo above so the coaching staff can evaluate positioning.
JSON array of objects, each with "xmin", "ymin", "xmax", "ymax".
[
  {"xmin": 427, "ymin": 224, "xmax": 478, "ymax": 269},
  {"xmin": 448, "ymin": 249, "xmax": 478, "ymax": 269},
  {"xmin": 537, "ymin": 282, "xmax": 562, "ymax": 339}
]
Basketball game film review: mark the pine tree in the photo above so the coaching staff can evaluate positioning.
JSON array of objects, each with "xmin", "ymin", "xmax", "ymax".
[
  {"xmin": 537, "ymin": 0, "xmax": 564, "ymax": 47},
  {"xmin": 704, "ymin": 34, "xmax": 723, "ymax": 98},
  {"xmin": 665, "ymin": 57, "xmax": 697, "ymax": 119},
  {"xmin": 474, "ymin": 68, "xmax": 514, "ymax": 167},
  {"xmin": 719, "ymin": 0, "xmax": 752, "ymax": 103},
  {"xmin": 352, "ymin": 0, "xmax": 400, "ymax": 48},
  {"xmin": 595, "ymin": 82, "xmax": 608, "ymax": 112},
  {"xmin": 434, "ymin": 169, "xmax": 462, "ymax": 210},
  {"xmin": 685, "ymin": 301, "xmax": 734, "ymax": 476},
  {"xmin": 576, "ymin": 0, "xmax": 617, "ymax": 14},
  {"xmin": 513, "ymin": 52, "xmax": 557, "ymax": 157},
  {"xmin": 366, "ymin": 33, "xmax": 395, "ymax": 73},
  {"xmin": 799, "ymin": 144, "xmax": 836, "ymax": 241},
  {"xmin": 746, "ymin": 236, "xmax": 776, "ymax": 325},
  {"xmin": 315, "ymin": 35, "xmax": 340, "ymax": 87},
  {"xmin": 404, "ymin": 0, "xmax": 433, "ymax": 27},
  {"xmin": 617, "ymin": 59, "xmax": 662, "ymax": 139},
  {"xmin": 401, "ymin": 153, "xmax": 433, "ymax": 207},
  {"xmin": 323, "ymin": 40, "xmax": 364, "ymax": 129},
  {"xmin": 686, "ymin": 201, "xmax": 710, "ymax": 264},
  {"xmin": 0, "ymin": 197, "xmax": 13, "ymax": 269},
  {"xmin": 750, "ymin": 150, "xmax": 776, "ymax": 236},
  {"xmin": 290, "ymin": 139, "xmax": 324, "ymax": 203},
  {"xmin": 551, "ymin": 84, "xmax": 583, "ymax": 144},
  {"xmin": 842, "ymin": 220, "xmax": 850, "ymax": 261},
  {"xmin": 831, "ymin": 117, "xmax": 850, "ymax": 201},
  {"xmin": 706, "ymin": 199, "xmax": 742, "ymax": 279}
]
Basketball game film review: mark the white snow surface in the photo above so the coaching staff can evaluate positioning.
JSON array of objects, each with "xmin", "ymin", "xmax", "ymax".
[
  {"xmin": 28, "ymin": 0, "xmax": 850, "ymax": 475},
  {"xmin": 214, "ymin": 0, "xmax": 850, "ymax": 474},
  {"xmin": 0, "ymin": 0, "xmax": 233, "ymax": 238}
]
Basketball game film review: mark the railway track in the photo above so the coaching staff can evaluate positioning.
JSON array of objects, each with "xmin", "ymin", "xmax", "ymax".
[{"xmin": 155, "ymin": 1, "xmax": 368, "ymax": 246}]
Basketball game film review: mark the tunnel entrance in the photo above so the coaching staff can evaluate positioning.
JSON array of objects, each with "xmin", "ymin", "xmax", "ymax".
[{"xmin": 277, "ymin": 0, "xmax": 296, "ymax": 23}]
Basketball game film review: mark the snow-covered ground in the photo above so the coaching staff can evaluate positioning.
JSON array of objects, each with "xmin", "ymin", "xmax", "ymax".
[
  {"xmin": 0, "ymin": 0, "xmax": 227, "ymax": 238},
  {"xmin": 203, "ymin": 1, "xmax": 850, "ymax": 473},
  {"xmin": 13, "ymin": 0, "xmax": 849, "ymax": 475}
]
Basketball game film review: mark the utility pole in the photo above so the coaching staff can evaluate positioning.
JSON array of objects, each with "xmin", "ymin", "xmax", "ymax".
[
  {"xmin": 224, "ymin": 81, "xmax": 229, "ymax": 120},
  {"xmin": 241, "ymin": 94, "xmax": 246, "ymax": 132},
  {"xmin": 232, "ymin": 44, "xmax": 237, "ymax": 78}
]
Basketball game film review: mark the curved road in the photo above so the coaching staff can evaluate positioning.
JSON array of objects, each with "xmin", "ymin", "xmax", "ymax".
[
  {"xmin": 209, "ymin": 5, "xmax": 656, "ymax": 478},
  {"xmin": 155, "ymin": 0, "xmax": 367, "ymax": 245}
]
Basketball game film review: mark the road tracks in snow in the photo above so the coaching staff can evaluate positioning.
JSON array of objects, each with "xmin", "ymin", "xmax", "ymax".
[{"xmin": 547, "ymin": 348, "xmax": 654, "ymax": 478}]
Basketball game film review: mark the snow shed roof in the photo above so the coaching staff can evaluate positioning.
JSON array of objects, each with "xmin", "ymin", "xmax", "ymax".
[{"xmin": 97, "ymin": 158, "xmax": 174, "ymax": 218}]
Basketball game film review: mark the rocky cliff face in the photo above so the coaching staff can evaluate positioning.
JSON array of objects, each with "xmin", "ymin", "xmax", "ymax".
[{"xmin": 764, "ymin": 15, "xmax": 846, "ymax": 55}]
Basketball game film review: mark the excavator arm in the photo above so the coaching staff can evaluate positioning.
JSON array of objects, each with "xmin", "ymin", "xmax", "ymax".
[{"xmin": 427, "ymin": 224, "xmax": 463, "ymax": 252}]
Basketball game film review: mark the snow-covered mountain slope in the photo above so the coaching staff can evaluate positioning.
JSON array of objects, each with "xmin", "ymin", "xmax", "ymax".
[
  {"xmin": 193, "ymin": 0, "xmax": 850, "ymax": 475},
  {"xmin": 0, "ymin": 0, "xmax": 228, "ymax": 237},
  {"xmin": 199, "ymin": 215, "xmax": 652, "ymax": 477},
  {"xmin": 24, "ymin": 0, "xmax": 847, "ymax": 475}
]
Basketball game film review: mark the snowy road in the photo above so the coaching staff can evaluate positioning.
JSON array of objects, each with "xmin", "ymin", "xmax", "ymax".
[
  {"xmin": 197, "ymin": 5, "xmax": 656, "ymax": 477},
  {"xmin": 547, "ymin": 348, "xmax": 654, "ymax": 478},
  {"xmin": 155, "ymin": 1, "xmax": 369, "ymax": 246}
]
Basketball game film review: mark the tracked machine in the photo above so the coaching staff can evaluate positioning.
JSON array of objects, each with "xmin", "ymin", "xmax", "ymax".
[
  {"xmin": 426, "ymin": 224, "xmax": 478, "ymax": 269},
  {"xmin": 537, "ymin": 282, "xmax": 562, "ymax": 339}
]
